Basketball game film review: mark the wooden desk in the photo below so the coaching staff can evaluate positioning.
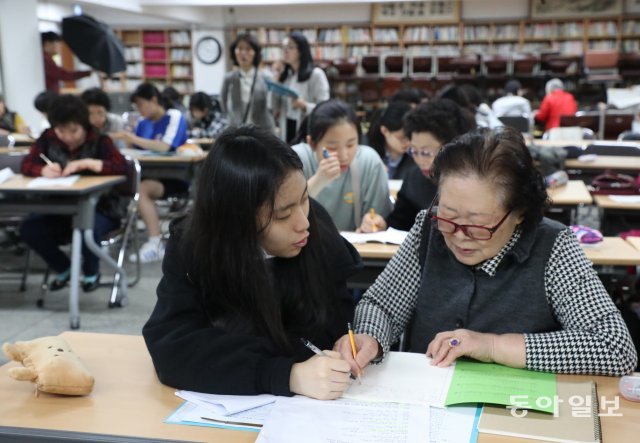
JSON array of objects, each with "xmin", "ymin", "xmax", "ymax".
[
  {"xmin": 582, "ymin": 237, "xmax": 640, "ymax": 266},
  {"xmin": 9, "ymin": 133, "xmax": 34, "ymax": 146},
  {"xmin": 594, "ymin": 195, "xmax": 640, "ymax": 211},
  {"xmin": 0, "ymin": 175, "xmax": 126, "ymax": 329},
  {"xmin": 566, "ymin": 155, "xmax": 640, "ymax": 172},
  {"xmin": 625, "ymin": 236, "xmax": 640, "ymax": 251},
  {"xmin": 547, "ymin": 180, "xmax": 593, "ymax": 206},
  {"xmin": 0, "ymin": 332, "xmax": 637, "ymax": 443},
  {"xmin": 0, "ymin": 147, "xmax": 29, "ymax": 155},
  {"xmin": 120, "ymin": 148, "xmax": 206, "ymax": 182}
]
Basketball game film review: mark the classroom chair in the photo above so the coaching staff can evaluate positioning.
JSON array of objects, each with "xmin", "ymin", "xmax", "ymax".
[
  {"xmin": 0, "ymin": 134, "xmax": 15, "ymax": 148},
  {"xmin": 498, "ymin": 116, "xmax": 530, "ymax": 133},
  {"xmin": 409, "ymin": 55, "xmax": 434, "ymax": 78},
  {"xmin": 361, "ymin": 55, "xmax": 380, "ymax": 76},
  {"xmin": 542, "ymin": 126, "xmax": 594, "ymax": 141},
  {"xmin": 34, "ymin": 156, "xmax": 142, "ymax": 308},
  {"xmin": 583, "ymin": 142, "xmax": 640, "ymax": 157},
  {"xmin": 0, "ymin": 152, "xmax": 30, "ymax": 292},
  {"xmin": 382, "ymin": 54, "xmax": 406, "ymax": 76},
  {"xmin": 584, "ymin": 49, "xmax": 621, "ymax": 85},
  {"xmin": 618, "ymin": 131, "xmax": 640, "ymax": 142},
  {"xmin": 450, "ymin": 54, "xmax": 480, "ymax": 82}
]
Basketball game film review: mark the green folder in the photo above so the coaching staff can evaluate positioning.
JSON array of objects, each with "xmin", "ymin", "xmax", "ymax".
[{"xmin": 445, "ymin": 360, "xmax": 557, "ymax": 414}]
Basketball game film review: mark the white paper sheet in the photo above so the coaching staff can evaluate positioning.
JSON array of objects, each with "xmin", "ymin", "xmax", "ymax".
[
  {"xmin": 166, "ymin": 400, "xmax": 269, "ymax": 430},
  {"xmin": 175, "ymin": 390, "xmax": 276, "ymax": 416},
  {"xmin": 389, "ymin": 179, "xmax": 403, "ymax": 192},
  {"xmin": 340, "ymin": 228, "xmax": 408, "ymax": 245},
  {"xmin": 27, "ymin": 175, "xmax": 79, "ymax": 188},
  {"xmin": 430, "ymin": 405, "xmax": 480, "ymax": 443},
  {"xmin": 608, "ymin": 195, "xmax": 640, "ymax": 203},
  {"xmin": 256, "ymin": 396, "xmax": 430, "ymax": 443},
  {"xmin": 343, "ymin": 352, "xmax": 454, "ymax": 408},
  {"xmin": 0, "ymin": 167, "xmax": 15, "ymax": 184}
]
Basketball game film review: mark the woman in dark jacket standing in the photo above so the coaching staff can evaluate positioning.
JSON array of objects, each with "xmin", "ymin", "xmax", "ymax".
[{"xmin": 143, "ymin": 125, "xmax": 362, "ymax": 399}]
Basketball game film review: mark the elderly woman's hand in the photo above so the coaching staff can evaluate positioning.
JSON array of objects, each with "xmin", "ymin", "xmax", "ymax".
[
  {"xmin": 333, "ymin": 333, "xmax": 380, "ymax": 377},
  {"xmin": 426, "ymin": 329, "xmax": 525, "ymax": 368}
]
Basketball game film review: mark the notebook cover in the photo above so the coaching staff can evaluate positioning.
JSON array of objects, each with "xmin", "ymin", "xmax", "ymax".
[{"xmin": 478, "ymin": 381, "xmax": 601, "ymax": 443}]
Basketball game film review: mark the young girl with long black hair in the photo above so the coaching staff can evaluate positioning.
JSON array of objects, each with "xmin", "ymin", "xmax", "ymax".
[{"xmin": 143, "ymin": 125, "xmax": 362, "ymax": 399}]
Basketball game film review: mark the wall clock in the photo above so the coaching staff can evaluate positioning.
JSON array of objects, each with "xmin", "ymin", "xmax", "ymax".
[{"xmin": 195, "ymin": 36, "xmax": 222, "ymax": 65}]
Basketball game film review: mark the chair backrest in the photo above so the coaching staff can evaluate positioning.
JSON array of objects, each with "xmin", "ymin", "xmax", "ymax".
[
  {"xmin": 361, "ymin": 55, "xmax": 380, "ymax": 75},
  {"xmin": 411, "ymin": 55, "xmax": 433, "ymax": 75},
  {"xmin": 116, "ymin": 156, "xmax": 141, "ymax": 201},
  {"xmin": 0, "ymin": 152, "xmax": 26, "ymax": 173},
  {"xmin": 384, "ymin": 54, "xmax": 405, "ymax": 75},
  {"xmin": 618, "ymin": 131, "xmax": 640, "ymax": 141},
  {"xmin": 498, "ymin": 116, "xmax": 530, "ymax": 133},
  {"xmin": 0, "ymin": 134, "xmax": 15, "ymax": 148},
  {"xmin": 560, "ymin": 114, "xmax": 633, "ymax": 140},
  {"xmin": 584, "ymin": 50, "xmax": 619, "ymax": 70},
  {"xmin": 584, "ymin": 142, "xmax": 640, "ymax": 156},
  {"xmin": 543, "ymin": 126, "xmax": 586, "ymax": 140}
]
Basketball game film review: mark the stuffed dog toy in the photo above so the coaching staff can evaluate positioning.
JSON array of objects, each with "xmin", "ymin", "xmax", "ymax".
[{"xmin": 3, "ymin": 336, "xmax": 94, "ymax": 395}]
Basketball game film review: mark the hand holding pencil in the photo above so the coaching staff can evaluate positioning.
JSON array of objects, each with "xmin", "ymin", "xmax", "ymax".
[
  {"xmin": 333, "ymin": 327, "xmax": 381, "ymax": 379},
  {"xmin": 39, "ymin": 153, "xmax": 62, "ymax": 178}
]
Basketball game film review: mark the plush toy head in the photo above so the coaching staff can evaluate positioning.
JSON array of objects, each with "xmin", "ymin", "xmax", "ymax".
[{"xmin": 2, "ymin": 336, "xmax": 94, "ymax": 396}]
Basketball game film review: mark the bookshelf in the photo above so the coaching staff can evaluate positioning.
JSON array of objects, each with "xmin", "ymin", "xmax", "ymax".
[
  {"xmin": 112, "ymin": 29, "xmax": 194, "ymax": 93},
  {"xmin": 234, "ymin": 16, "xmax": 640, "ymax": 63}
]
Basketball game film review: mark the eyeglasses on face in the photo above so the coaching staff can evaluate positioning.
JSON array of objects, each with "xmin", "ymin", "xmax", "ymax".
[
  {"xmin": 408, "ymin": 147, "xmax": 437, "ymax": 158},
  {"xmin": 427, "ymin": 197, "xmax": 512, "ymax": 241}
]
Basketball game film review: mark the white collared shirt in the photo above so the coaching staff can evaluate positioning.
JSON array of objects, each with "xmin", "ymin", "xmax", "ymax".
[{"xmin": 239, "ymin": 67, "xmax": 256, "ymax": 106}]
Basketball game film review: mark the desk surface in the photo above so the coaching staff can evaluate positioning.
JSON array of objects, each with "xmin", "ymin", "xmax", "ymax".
[
  {"xmin": 594, "ymin": 194, "xmax": 640, "ymax": 210},
  {"xmin": 0, "ymin": 147, "xmax": 29, "ymax": 155},
  {"xmin": 626, "ymin": 236, "xmax": 640, "ymax": 251},
  {"xmin": 547, "ymin": 180, "xmax": 593, "ymax": 205},
  {"xmin": 0, "ymin": 332, "xmax": 637, "ymax": 443},
  {"xmin": 120, "ymin": 148, "xmax": 206, "ymax": 164},
  {"xmin": 353, "ymin": 236, "xmax": 640, "ymax": 266},
  {"xmin": 0, "ymin": 175, "xmax": 125, "ymax": 195},
  {"xmin": 566, "ymin": 155, "xmax": 640, "ymax": 171}
]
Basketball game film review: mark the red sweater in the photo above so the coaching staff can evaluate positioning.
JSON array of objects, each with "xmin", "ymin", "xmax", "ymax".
[
  {"xmin": 43, "ymin": 51, "xmax": 91, "ymax": 93},
  {"xmin": 535, "ymin": 90, "xmax": 578, "ymax": 131}
]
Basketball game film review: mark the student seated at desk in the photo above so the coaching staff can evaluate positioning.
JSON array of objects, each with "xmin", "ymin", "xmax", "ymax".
[
  {"xmin": 336, "ymin": 127, "xmax": 638, "ymax": 376},
  {"xmin": 291, "ymin": 99, "xmax": 391, "ymax": 231},
  {"xmin": 19, "ymin": 94, "xmax": 127, "ymax": 292},
  {"xmin": 360, "ymin": 99, "xmax": 474, "ymax": 232},
  {"xmin": 80, "ymin": 88, "xmax": 126, "ymax": 150},
  {"xmin": 188, "ymin": 92, "xmax": 228, "ymax": 139},
  {"xmin": 111, "ymin": 83, "xmax": 188, "ymax": 264},
  {"xmin": 143, "ymin": 126, "xmax": 362, "ymax": 399},
  {"xmin": 0, "ymin": 94, "xmax": 29, "ymax": 135},
  {"xmin": 366, "ymin": 100, "xmax": 416, "ymax": 181}
]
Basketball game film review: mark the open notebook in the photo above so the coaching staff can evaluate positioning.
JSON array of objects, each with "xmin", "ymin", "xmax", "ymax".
[
  {"xmin": 478, "ymin": 381, "xmax": 601, "ymax": 443},
  {"xmin": 340, "ymin": 228, "xmax": 408, "ymax": 245}
]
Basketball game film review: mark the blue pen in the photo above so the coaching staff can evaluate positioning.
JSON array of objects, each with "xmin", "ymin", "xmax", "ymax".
[{"xmin": 322, "ymin": 147, "xmax": 329, "ymax": 159}]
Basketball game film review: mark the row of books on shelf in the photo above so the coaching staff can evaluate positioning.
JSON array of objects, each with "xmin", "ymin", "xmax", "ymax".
[
  {"xmin": 171, "ymin": 65, "xmax": 192, "ymax": 77},
  {"xmin": 169, "ymin": 31, "xmax": 190, "ymax": 46},
  {"xmin": 623, "ymin": 20, "xmax": 640, "ymax": 34},
  {"xmin": 170, "ymin": 49, "xmax": 192, "ymax": 62},
  {"xmin": 317, "ymin": 28, "xmax": 342, "ymax": 43},
  {"xmin": 124, "ymin": 46, "xmax": 192, "ymax": 63}
]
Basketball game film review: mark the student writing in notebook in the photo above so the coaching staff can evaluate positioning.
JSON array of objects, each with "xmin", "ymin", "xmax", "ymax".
[
  {"xmin": 291, "ymin": 99, "xmax": 390, "ymax": 231},
  {"xmin": 111, "ymin": 83, "xmax": 188, "ymax": 264},
  {"xmin": 143, "ymin": 126, "xmax": 362, "ymax": 399},
  {"xmin": 335, "ymin": 127, "xmax": 637, "ymax": 376},
  {"xmin": 360, "ymin": 99, "xmax": 474, "ymax": 232},
  {"xmin": 19, "ymin": 94, "xmax": 127, "ymax": 292}
]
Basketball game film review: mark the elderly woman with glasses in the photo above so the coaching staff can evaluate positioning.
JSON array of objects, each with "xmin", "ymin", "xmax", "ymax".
[
  {"xmin": 337, "ymin": 127, "xmax": 637, "ymax": 376},
  {"xmin": 360, "ymin": 98, "xmax": 475, "ymax": 232}
]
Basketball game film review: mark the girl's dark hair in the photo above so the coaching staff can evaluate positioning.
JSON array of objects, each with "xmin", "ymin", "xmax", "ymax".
[
  {"xmin": 367, "ymin": 101, "xmax": 412, "ymax": 159},
  {"xmin": 130, "ymin": 82, "xmax": 169, "ymax": 109},
  {"xmin": 430, "ymin": 127, "xmax": 550, "ymax": 232},
  {"xmin": 34, "ymin": 91, "xmax": 58, "ymax": 113},
  {"xmin": 81, "ymin": 87, "xmax": 111, "ymax": 111},
  {"xmin": 182, "ymin": 125, "xmax": 337, "ymax": 352},
  {"xmin": 47, "ymin": 94, "xmax": 91, "ymax": 131},
  {"xmin": 278, "ymin": 32, "xmax": 314, "ymax": 83},
  {"xmin": 230, "ymin": 33, "xmax": 262, "ymax": 67},
  {"xmin": 189, "ymin": 92, "xmax": 213, "ymax": 112},
  {"xmin": 403, "ymin": 98, "xmax": 475, "ymax": 144},
  {"xmin": 390, "ymin": 88, "xmax": 428, "ymax": 105},
  {"xmin": 162, "ymin": 86, "xmax": 182, "ymax": 108},
  {"xmin": 292, "ymin": 99, "xmax": 361, "ymax": 146}
]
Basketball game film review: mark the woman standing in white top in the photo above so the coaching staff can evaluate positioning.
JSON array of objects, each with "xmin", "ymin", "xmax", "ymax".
[
  {"xmin": 220, "ymin": 34, "xmax": 275, "ymax": 133},
  {"xmin": 274, "ymin": 32, "xmax": 330, "ymax": 143}
]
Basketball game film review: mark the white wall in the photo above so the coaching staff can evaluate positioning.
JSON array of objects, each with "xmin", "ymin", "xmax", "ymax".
[
  {"xmin": 461, "ymin": 0, "xmax": 528, "ymax": 19},
  {"xmin": 0, "ymin": 0, "xmax": 45, "ymax": 131},
  {"xmin": 192, "ymin": 29, "xmax": 227, "ymax": 95}
]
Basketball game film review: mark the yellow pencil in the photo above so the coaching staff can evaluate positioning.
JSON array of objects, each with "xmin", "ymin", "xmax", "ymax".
[
  {"xmin": 347, "ymin": 322, "xmax": 363, "ymax": 384},
  {"xmin": 370, "ymin": 208, "xmax": 377, "ymax": 232}
]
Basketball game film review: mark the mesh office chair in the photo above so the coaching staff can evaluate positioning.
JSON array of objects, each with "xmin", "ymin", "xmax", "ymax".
[
  {"xmin": 583, "ymin": 143, "xmax": 640, "ymax": 157},
  {"xmin": 618, "ymin": 131, "xmax": 640, "ymax": 141},
  {"xmin": 498, "ymin": 116, "xmax": 530, "ymax": 133}
]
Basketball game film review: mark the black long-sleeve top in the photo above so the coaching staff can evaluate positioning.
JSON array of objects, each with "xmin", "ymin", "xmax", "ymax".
[
  {"xmin": 386, "ymin": 167, "xmax": 438, "ymax": 231},
  {"xmin": 143, "ymin": 200, "xmax": 362, "ymax": 396}
]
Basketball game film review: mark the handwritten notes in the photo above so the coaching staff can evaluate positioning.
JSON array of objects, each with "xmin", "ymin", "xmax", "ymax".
[
  {"xmin": 27, "ymin": 175, "xmax": 79, "ymax": 188},
  {"xmin": 256, "ymin": 396, "xmax": 430, "ymax": 443},
  {"xmin": 343, "ymin": 352, "xmax": 454, "ymax": 407}
]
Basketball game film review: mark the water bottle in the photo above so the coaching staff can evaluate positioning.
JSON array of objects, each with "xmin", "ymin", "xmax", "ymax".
[{"xmin": 545, "ymin": 170, "xmax": 569, "ymax": 188}]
